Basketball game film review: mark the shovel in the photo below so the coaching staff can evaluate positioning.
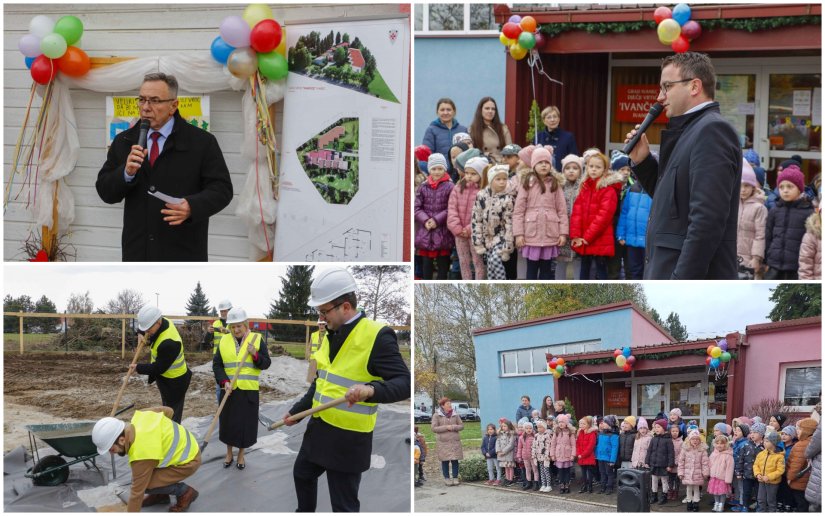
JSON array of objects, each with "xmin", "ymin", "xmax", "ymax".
[
  {"xmin": 258, "ymin": 396, "xmax": 348, "ymax": 431},
  {"xmin": 110, "ymin": 335, "xmax": 145, "ymax": 416},
  {"xmin": 199, "ymin": 341, "xmax": 253, "ymax": 451}
]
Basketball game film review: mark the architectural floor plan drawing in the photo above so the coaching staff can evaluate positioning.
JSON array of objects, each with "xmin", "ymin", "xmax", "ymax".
[{"xmin": 304, "ymin": 227, "xmax": 373, "ymax": 261}]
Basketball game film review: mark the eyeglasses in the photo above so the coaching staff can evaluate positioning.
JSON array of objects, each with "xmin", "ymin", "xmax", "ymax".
[
  {"xmin": 318, "ymin": 301, "xmax": 345, "ymax": 317},
  {"xmin": 659, "ymin": 78, "xmax": 696, "ymax": 94},
  {"xmin": 136, "ymin": 97, "xmax": 176, "ymax": 106}
]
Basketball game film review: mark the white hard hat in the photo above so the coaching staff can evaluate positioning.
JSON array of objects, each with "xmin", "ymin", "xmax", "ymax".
[
  {"xmin": 136, "ymin": 305, "xmax": 162, "ymax": 332},
  {"xmin": 226, "ymin": 307, "xmax": 248, "ymax": 324},
  {"xmin": 308, "ymin": 267, "xmax": 357, "ymax": 307},
  {"xmin": 92, "ymin": 417, "xmax": 126, "ymax": 456},
  {"xmin": 217, "ymin": 299, "xmax": 233, "ymax": 311}
]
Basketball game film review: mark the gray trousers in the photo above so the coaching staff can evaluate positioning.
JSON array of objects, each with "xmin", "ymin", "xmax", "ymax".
[
  {"xmin": 486, "ymin": 457, "xmax": 501, "ymax": 481},
  {"xmin": 757, "ymin": 482, "xmax": 779, "ymax": 512}
]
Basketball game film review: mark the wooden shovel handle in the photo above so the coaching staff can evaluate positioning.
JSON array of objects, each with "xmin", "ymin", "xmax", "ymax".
[
  {"xmin": 110, "ymin": 335, "xmax": 145, "ymax": 417},
  {"xmin": 201, "ymin": 339, "xmax": 253, "ymax": 448},
  {"xmin": 268, "ymin": 396, "xmax": 348, "ymax": 431}
]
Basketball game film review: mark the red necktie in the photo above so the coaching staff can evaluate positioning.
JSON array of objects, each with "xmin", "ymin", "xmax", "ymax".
[{"xmin": 149, "ymin": 132, "xmax": 161, "ymax": 167}]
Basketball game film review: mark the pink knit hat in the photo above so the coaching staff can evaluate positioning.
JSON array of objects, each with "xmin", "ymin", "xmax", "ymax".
[
  {"xmin": 777, "ymin": 164, "xmax": 805, "ymax": 193},
  {"xmin": 531, "ymin": 147, "xmax": 553, "ymax": 169},
  {"xmin": 637, "ymin": 417, "xmax": 649, "ymax": 430},
  {"xmin": 561, "ymin": 154, "xmax": 584, "ymax": 172},
  {"xmin": 518, "ymin": 145, "xmax": 536, "ymax": 166},
  {"xmin": 556, "ymin": 414, "xmax": 570, "ymax": 426},
  {"xmin": 741, "ymin": 158, "xmax": 759, "ymax": 188}
]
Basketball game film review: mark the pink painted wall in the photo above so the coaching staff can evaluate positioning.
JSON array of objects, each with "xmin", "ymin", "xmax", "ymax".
[
  {"xmin": 741, "ymin": 325, "xmax": 821, "ymax": 412},
  {"xmin": 631, "ymin": 309, "xmax": 674, "ymax": 347}
]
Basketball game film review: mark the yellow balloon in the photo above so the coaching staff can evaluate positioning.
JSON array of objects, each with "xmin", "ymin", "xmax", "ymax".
[
  {"xmin": 499, "ymin": 33, "xmax": 512, "ymax": 46},
  {"xmin": 710, "ymin": 346, "xmax": 722, "ymax": 358},
  {"xmin": 243, "ymin": 3, "xmax": 274, "ymax": 28},
  {"xmin": 509, "ymin": 43, "xmax": 527, "ymax": 60},
  {"xmin": 615, "ymin": 355, "xmax": 627, "ymax": 367},
  {"xmin": 274, "ymin": 27, "xmax": 287, "ymax": 57},
  {"xmin": 657, "ymin": 19, "xmax": 681, "ymax": 44}
]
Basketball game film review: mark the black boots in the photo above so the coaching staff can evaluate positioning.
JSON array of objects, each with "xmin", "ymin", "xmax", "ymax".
[
  {"xmin": 522, "ymin": 481, "xmax": 530, "ymax": 491},
  {"xmin": 579, "ymin": 483, "xmax": 588, "ymax": 494},
  {"xmin": 650, "ymin": 492, "xmax": 658, "ymax": 505},
  {"xmin": 659, "ymin": 492, "xmax": 668, "ymax": 505},
  {"xmin": 533, "ymin": 481, "xmax": 540, "ymax": 491}
]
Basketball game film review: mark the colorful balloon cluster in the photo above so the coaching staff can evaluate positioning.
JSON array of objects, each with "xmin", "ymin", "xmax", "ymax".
[
  {"xmin": 613, "ymin": 347, "xmax": 636, "ymax": 372},
  {"xmin": 654, "ymin": 4, "xmax": 702, "ymax": 53},
  {"xmin": 18, "ymin": 15, "xmax": 91, "ymax": 85},
  {"xmin": 547, "ymin": 356, "xmax": 566, "ymax": 379},
  {"xmin": 212, "ymin": 4, "xmax": 288, "ymax": 81},
  {"xmin": 705, "ymin": 339, "xmax": 731, "ymax": 369},
  {"xmin": 498, "ymin": 15, "xmax": 544, "ymax": 61}
]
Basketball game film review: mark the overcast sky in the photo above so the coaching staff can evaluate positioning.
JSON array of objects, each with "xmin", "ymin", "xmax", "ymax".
[
  {"xmin": 643, "ymin": 282, "xmax": 779, "ymax": 339},
  {"xmin": 2, "ymin": 264, "xmax": 405, "ymax": 317}
]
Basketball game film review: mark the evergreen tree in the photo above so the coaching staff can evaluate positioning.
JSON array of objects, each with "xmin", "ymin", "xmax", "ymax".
[
  {"xmin": 768, "ymin": 284, "xmax": 821, "ymax": 321},
  {"xmin": 185, "ymin": 282, "xmax": 212, "ymax": 316},
  {"xmin": 267, "ymin": 266, "xmax": 315, "ymax": 319},
  {"xmin": 31, "ymin": 295, "xmax": 58, "ymax": 333},
  {"xmin": 4, "ymin": 294, "xmax": 36, "ymax": 333},
  {"xmin": 649, "ymin": 308, "xmax": 664, "ymax": 326},
  {"xmin": 665, "ymin": 311, "xmax": 688, "ymax": 341},
  {"xmin": 525, "ymin": 99, "xmax": 542, "ymax": 144}
]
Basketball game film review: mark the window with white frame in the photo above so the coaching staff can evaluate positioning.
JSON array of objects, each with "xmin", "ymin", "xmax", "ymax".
[
  {"xmin": 500, "ymin": 340, "xmax": 602, "ymax": 376},
  {"xmin": 414, "ymin": 3, "xmax": 498, "ymax": 34},
  {"xmin": 780, "ymin": 362, "xmax": 821, "ymax": 410}
]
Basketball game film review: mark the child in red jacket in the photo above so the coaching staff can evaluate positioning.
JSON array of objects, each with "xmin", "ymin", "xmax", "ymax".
[{"xmin": 576, "ymin": 415, "xmax": 598, "ymax": 493}]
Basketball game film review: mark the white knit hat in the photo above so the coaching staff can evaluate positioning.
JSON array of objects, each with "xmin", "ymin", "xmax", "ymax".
[{"xmin": 487, "ymin": 164, "xmax": 509, "ymax": 185}]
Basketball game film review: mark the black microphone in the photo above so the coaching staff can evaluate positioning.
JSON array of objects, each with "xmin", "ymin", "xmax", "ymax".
[
  {"xmin": 137, "ymin": 119, "xmax": 151, "ymax": 150},
  {"xmin": 622, "ymin": 103, "xmax": 664, "ymax": 155}
]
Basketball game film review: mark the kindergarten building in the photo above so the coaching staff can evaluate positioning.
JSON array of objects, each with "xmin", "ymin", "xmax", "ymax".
[{"xmin": 473, "ymin": 302, "xmax": 822, "ymax": 435}]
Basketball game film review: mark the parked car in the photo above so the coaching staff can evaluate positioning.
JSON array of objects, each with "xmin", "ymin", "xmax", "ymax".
[
  {"xmin": 414, "ymin": 409, "xmax": 431, "ymax": 423},
  {"xmin": 451, "ymin": 402, "xmax": 480, "ymax": 422}
]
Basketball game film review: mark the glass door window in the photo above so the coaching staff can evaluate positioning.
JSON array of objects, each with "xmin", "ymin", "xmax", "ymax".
[
  {"xmin": 716, "ymin": 74, "xmax": 757, "ymax": 149},
  {"xmin": 638, "ymin": 383, "xmax": 666, "ymax": 420}
]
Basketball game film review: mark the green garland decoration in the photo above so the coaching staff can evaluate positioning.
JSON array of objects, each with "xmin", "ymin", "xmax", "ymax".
[
  {"xmin": 533, "ymin": 15, "xmax": 820, "ymax": 38},
  {"xmin": 565, "ymin": 348, "xmax": 738, "ymax": 367}
]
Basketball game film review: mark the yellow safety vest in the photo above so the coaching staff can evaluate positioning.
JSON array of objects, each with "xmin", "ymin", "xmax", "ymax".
[
  {"xmin": 151, "ymin": 319, "xmax": 188, "ymax": 379},
  {"xmin": 219, "ymin": 331, "xmax": 262, "ymax": 391},
  {"xmin": 309, "ymin": 330, "xmax": 322, "ymax": 359},
  {"xmin": 312, "ymin": 318, "xmax": 384, "ymax": 433},
  {"xmin": 128, "ymin": 410, "xmax": 199, "ymax": 467},
  {"xmin": 212, "ymin": 319, "xmax": 228, "ymax": 355}
]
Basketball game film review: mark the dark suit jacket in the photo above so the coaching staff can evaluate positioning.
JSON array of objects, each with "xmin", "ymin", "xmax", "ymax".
[
  {"xmin": 96, "ymin": 111, "xmax": 233, "ymax": 261},
  {"xmin": 632, "ymin": 103, "xmax": 741, "ymax": 279}
]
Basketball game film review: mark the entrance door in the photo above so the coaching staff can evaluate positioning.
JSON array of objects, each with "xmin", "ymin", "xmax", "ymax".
[{"xmin": 633, "ymin": 372, "xmax": 708, "ymax": 432}]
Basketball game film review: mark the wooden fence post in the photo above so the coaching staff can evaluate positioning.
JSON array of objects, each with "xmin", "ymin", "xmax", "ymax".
[
  {"xmin": 304, "ymin": 324, "xmax": 311, "ymax": 361},
  {"xmin": 121, "ymin": 318, "xmax": 126, "ymax": 359},
  {"xmin": 19, "ymin": 314, "xmax": 24, "ymax": 354}
]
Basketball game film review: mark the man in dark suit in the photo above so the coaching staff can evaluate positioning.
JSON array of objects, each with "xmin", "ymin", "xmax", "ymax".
[
  {"xmin": 625, "ymin": 52, "xmax": 741, "ymax": 279},
  {"xmin": 96, "ymin": 73, "xmax": 232, "ymax": 261}
]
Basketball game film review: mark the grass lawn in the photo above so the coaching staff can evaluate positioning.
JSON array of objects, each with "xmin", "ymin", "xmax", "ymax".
[
  {"xmin": 418, "ymin": 421, "xmax": 482, "ymax": 450},
  {"xmin": 278, "ymin": 342, "xmax": 410, "ymax": 362},
  {"xmin": 338, "ymin": 120, "xmax": 359, "ymax": 148},
  {"xmin": 367, "ymin": 71, "xmax": 399, "ymax": 103}
]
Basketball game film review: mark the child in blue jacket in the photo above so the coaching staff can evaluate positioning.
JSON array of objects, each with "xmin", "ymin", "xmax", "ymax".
[
  {"xmin": 481, "ymin": 423, "xmax": 501, "ymax": 485},
  {"xmin": 616, "ymin": 172, "xmax": 652, "ymax": 280},
  {"xmin": 596, "ymin": 415, "xmax": 620, "ymax": 494}
]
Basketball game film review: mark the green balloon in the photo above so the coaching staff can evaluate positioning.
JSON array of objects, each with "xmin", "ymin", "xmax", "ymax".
[
  {"xmin": 53, "ymin": 16, "xmax": 83, "ymax": 46},
  {"xmin": 257, "ymin": 51, "xmax": 288, "ymax": 81},
  {"xmin": 40, "ymin": 33, "xmax": 68, "ymax": 59},
  {"xmin": 518, "ymin": 31, "xmax": 536, "ymax": 50},
  {"xmin": 720, "ymin": 351, "xmax": 731, "ymax": 362},
  {"xmin": 555, "ymin": 365, "xmax": 564, "ymax": 374}
]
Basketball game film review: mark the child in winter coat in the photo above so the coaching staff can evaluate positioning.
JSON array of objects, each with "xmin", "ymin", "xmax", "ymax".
[
  {"xmin": 678, "ymin": 429, "xmax": 710, "ymax": 512},
  {"xmin": 514, "ymin": 420, "xmax": 527, "ymax": 486},
  {"xmin": 734, "ymin": 422, "xmax": 766, "ymax": 512},
  {"xmin": 576, "ymin": 416, "xmax": 598, "ymax": 494},
  {"xmin": 415, "ymin": 153, "xmax": 455, "ymax": 279},
  {"xmin": 798, "ymin": 209, "xmax": 821, "ymax": 279},
  {"xmin": 738, "ymin": 159, "xmax": 768, "ymax": 278},
  {"xmin": 669, "ymin": 423, "xmax": 684, "ymax": 501},
  {"xmin": 777, "ymin": 425, "xmax": 798, "ymax": 511},
  {"xmin": 570, "ymin": 151, "xmax": 623, "ymax": 279},
  {"xmin": 414, "ymin": 426, "xmax": 428, "ymax": 485},
  {"xmin": 482, "ymin": 423, "xmax": 501, "ymax": 485},
  {"xmin": 618, "ymin": 416, "xmax": 637, "ymax": 469},
  {"xmin": 606, "ymin": 152, "xmax": 632, "ymax": 279},
  {"xmin": 765, "ymin": 164, "xmax": 815, "ymax": 279},
  {"xmin": 555, "ymin": 154, "xmax": 585, "ymax": 279},
  {"xmin": 513, "ymin": 147, "xmax": 569, "ymax": 279},
  {"xmin": 754, "ymin": 432, "xmax": 786, "ymax": 512},
  {"xmin": 519, "ymin": 420, "xmax": 538, "ymax": 490},
  {"xmin": 647, "ymin": 419, "xmax": 676, "ymax": 506},
  {"xmin": 532, "ymin": 419, "xmax": 553, "ymax": 492},
  {"xmin": 709, "ymin": 435, "xmax": 736, "ymax": 512},
  {"xmin": 447, "ymin": 156, "xmax": 488, "ymax": 280},
  {"xmin": 495, "ymin": 419, "xmax": 517, "ymax": 486},
  {"xmin": 669, "ymin": 408, "xmax": 687, "ymax": 437},
  {"xmin": 616, "ymin": 160, "xmax": 652, "ymax": 279},
  {"xmin": 472, "ymin": 165, "xmax": 515, "ymax": 280},
  {"xmin": 631, "ymin": 417, "xmax": 653, "ymax": 468},
  {"xmin": 731, "ymin": 423, "xmax": 749, "ymax": 509},
  {"xmin": 786, "ymin": 418, "xmax": 818, "ymax": 512},
  {"xmin": 595, "ymin": 415, "xmax": 620, "ymax": 494},
  {"xmin": 551, "ymin": 414, "xmax": 577, "ymax": 493}
]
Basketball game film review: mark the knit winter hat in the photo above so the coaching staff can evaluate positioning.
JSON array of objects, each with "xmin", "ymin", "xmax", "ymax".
[
  {"xmin": 464, "ymin": 156, "xmax": 489, "ymax": 175},
  {"xmin": 752, "ymin": 416, "xmax": 763, "ymax": 425},
  {"xmin": 456, "ymin": 148, "xmax": 481, "ymax": 171},
  {"xmin": 670, "ymin": 408, "xmax": 682, "ymax": 418},
  {"xmin": 751, "ymin": 422, "xmax": 767, "ymax": 437},
  {"xmin": 687, "ymin": 429, "xmax": 701, "ymax": 441},
  {"xmin": 556, "ymin": 414, "xmax": 570, "ymax": 426},
  {"xmin": 561, "ymin": 154, "xmax": 584, "ymax": 172},
  {"xmin": 743, "ymin": 148, "xmax": 760, "ymax": 167},
  {"xmin": 741, "ymin": 159, "xmax": 759, "ymax": 188},
  {"xmin": 765, "ymin": 431, "xmax": 781, "ymax": 446},
  {"xmin": 427, "ymin": 153, "xmax": 448, "ymax": 173},
  {"xmin": 582, "ymin": 148, "xmax": 600, "ymax": 163},
  {"xmin": 738, "ymin": 416, "xmax": 753, "ymax": 427},
  {"xmin": 610, "ymin": 152, "xmax": 630, "ymax": 171},
  {"xmin": 654, "ymin": 419, "xmax": 668, "ymax": 431},
  {"xmin": 780, "ymin": 159, "xmax": 802, "ymax": 170},
  {"xmin": 518, "ymin": 145, "xmax": 535, "ymax": 166},
  {"xmin": 536, "ymin": 419, "xmax": 548, "ymax": 428},
  {"xmin": 777, "ymin": 165, "xmax": 805, "ymax": 193},
  {"xmin": 517, "ymin": 417, "xmax": 530, "ymax": 427},
  {"xmin": 637, "ymin": 417, "xmax": 649, "ymax": 430},
  {"xmin": 603, "ymin": 415, "xmax": 618, "ymax": 428},
  {"xmin": 772, "ymin": 413, "xmax": 788, "ymax": 427},
  {"xmin": 487, "ymin": 164, "xmax": 510, "ymax": 186},
  {"xmin": 501, "ymin": 144, "xmax": 522, "ymax": 156},
  {"xmin": 798, "ymin": 418, "xmax": 818, "ymax": 439},
  {"xmin": 781, "ymin": 425, "xmax": 797, "ymax": 439},
  {"xmin": 414, "ymin": 145, "xmax": 432, "ymax": 162},
  {"xmin": 624, "ymin": 416, "xmax": 637, "ymax": 428},
  {"xmin": 714, "ymin": 422, "xmax": 730, "ymax": 436},
  {"xmin": 531, "ymin": 147, "xmax": 553, "ymax": 169},
  {"xmin": 452, "ymin": 132, "xmax": 472, "ymax": 145},
  {"xmin": 738, "ymin": 423, "xmax": 751, "ymax": 438}
]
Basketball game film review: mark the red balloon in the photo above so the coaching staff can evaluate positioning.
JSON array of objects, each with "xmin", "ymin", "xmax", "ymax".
[
  {"xmin": 627, "ymin": 355, "xmax": 636, "ymax": 365},
  {"xmin": 534, "ymin": 32, "xmax": 546, "ymax": 49},
  {"xmin": 682, "ymin": 20, "xmax": 702, "ymax": 40},
  {"xmin": 623, "ymin": 363, "xmax": 632, "ymax": 372},
  {"xmin": 31, "ymin": 55, "xmax": 57, "ymax": 85},
  {"xmin": 502, "ymin": 22, "xmax": 522, "ymax": 40},
  {"xmin": 250, "ymin": 19, "xmax": 282, "ymax": 53},
  {"xmin": 705, "ymin": 356, "xmax": 712, "ymax": 366},
  {"xmin": 613, "ymin": 349, "xmax": 622, "ymax": 358},
  {"xmin": 56, "ymin": 46, "xmax": 90, "ymax": 77},
  {"xmin": 671, "ymin": 35, "xmax": 690, "ymax": 53},
  {"xmin": 653, "ymin": 6, "xmax": 672, "ymax": 24},
  {"xmin": 549, "ymin": 360, "xmax": 558, "ymax": 369}
]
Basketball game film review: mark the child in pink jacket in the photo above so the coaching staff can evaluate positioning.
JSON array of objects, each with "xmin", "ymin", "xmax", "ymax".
[
  {"xmin": 550, "ymin": 414, "xmax": 577, "ymax": 494},
  {"xmin": 708, "ymin": 435, "xmax": 735, "ymax": 512},
  {"xmin": 518, "ymin": 422, "xmax": 538, "ymax": 490},
  {"xmin": 447, "ymin": 156, "xmax": 487, "ymax": 279},
  {"xmin": 679, "ymin": 429, "xmax": 710, "ymax": 512}
]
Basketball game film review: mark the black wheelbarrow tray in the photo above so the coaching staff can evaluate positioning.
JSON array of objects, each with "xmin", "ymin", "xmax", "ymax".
[{"xmin": 23, "ymin": 421, "xmax": 108, "ymax": 486}]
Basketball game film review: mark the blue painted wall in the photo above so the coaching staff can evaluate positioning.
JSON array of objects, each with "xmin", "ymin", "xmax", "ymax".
[
  {"xmin": 414, "ymin": 37, "xmax": 506, "ymax": 147},
  {"xmin": 474, "ymin": 308, "xmax": 634, "ymax": 426}
]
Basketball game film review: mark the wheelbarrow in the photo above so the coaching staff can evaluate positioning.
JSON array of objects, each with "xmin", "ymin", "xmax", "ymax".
[{"xmin": 24, "ymin": 403, "xmax": 134, "ymax": 486}]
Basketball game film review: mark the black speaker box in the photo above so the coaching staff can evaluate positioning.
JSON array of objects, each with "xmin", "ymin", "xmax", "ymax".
[{"xmin": 617, "ymin": 468, "xmax": 651, "ymax": 512}]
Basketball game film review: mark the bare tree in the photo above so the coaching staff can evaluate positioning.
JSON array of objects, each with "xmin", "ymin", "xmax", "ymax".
[
  {"xmin": 349, "ymin": 265, "xmax": 409, "ymax": 325},
  {"xmin": 66, "ymin": 291, "xmax": 94, "ymax": 314},
  {"xmin": 106, "ymin": 289, "xmax": 147, "ymax": 332}
]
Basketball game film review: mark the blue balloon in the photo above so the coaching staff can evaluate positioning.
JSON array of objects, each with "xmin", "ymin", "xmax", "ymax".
[
  {"xmin": 24, "ymin": 56, "xmax": 35, "ymax": 69},
  {"xmin": 672, "ymin": 3, "xmax": 692, "ymax": 26},
  {"xmin": 210, "ymin": 36, "xmax": 235, "ymax": 65},
  {"xmin": 622, "ymin": 346, "xmax": 631, "ymax": 357},
  {"xmin": 710, "ymin": 357, "xmax": 720, "ymax": 369}
]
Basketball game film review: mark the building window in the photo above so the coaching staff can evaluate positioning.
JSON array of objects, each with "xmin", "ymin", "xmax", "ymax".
[
  {"xmin": 500, "ymin": 340, "xmax": 601, "ymax": 376},
  {"xmin": 781, "ymin": 364, "xmax": 821, "ymax": 410},
  {"xmin": 415, "ymin": 3, "xmax": 499, "ymax": 34}
]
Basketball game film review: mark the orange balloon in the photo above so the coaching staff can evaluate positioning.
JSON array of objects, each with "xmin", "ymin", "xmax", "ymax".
[
  {"xmin": 556, "ymin": 357, "xmax": 565, "ymax": 366},
  {"xmin": 56, "ymin": 46, "xmax": 90, "ymax": 77},
  {"xmin": 520, "ymin": 16, "xmax": 537, "ymax": 33}
]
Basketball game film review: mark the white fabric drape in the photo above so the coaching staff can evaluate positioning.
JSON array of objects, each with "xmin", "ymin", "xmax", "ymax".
[{"xmin": 34, "ymin": 53, "xmax": 283, "ymax": 257}]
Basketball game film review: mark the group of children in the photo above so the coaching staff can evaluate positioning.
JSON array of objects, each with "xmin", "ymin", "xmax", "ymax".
[
  {"xmin": 414, "ymin": 137, "xmax": 822, "ymax": 281},
  {"xmin": 453, "ymin": 407, "xmax": 818, "ymax": 513}
]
